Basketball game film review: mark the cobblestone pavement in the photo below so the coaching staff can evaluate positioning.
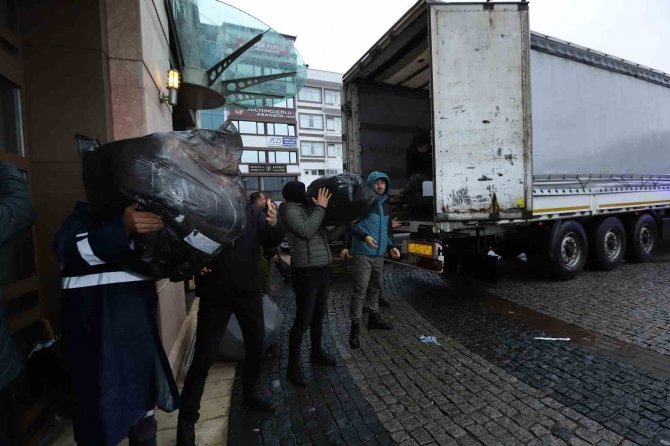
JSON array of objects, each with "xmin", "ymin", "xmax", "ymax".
[
  {"xmin": 492, "ymin": 246, "xmax": 670, "ymax": 357},
  {"xmin": 228, "ymin": 253, "xmax": 670, "ymax": 445}
]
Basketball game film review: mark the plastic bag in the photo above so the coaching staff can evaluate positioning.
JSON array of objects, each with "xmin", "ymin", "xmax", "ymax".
[
  {"xmin": 306, "ymin": 172, "xmax": 376, "ymax": 225},
  {"xmin": 218, "ymin": 294, "xmax": 284, "ymax": 360},
  {"xmin": 76, "ymin": 122, "xmax": 247, "ymax": 279}
]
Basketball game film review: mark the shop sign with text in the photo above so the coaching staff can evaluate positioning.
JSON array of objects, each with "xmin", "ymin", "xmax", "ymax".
[
  {"xmin": 248, "ymin": 164, "xmax": 288, "ymax": 173},
  {"xmin": 232, "ymin": 106, "xmax": 295, "ymax": 123},
  {"xmin": 267, "ymin": 136, "xmax": 297, "ymax": 147}
]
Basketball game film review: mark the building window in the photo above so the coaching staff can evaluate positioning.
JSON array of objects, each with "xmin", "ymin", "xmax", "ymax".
[
  {"xmin": 324, "ymin": 89, "xmax": 341, "ymax": 107},
  {"xmin": 238, "ymin": 120, "xmax": 261, "ymax": 134},
  {"xmin": 327, "ymin": 143, "xmax": 342, "ymax": 158},
  {"xmin": 241, "ymin": 150, "xmax": 259, "ymax": 163},
  {"xmin": 318, "ymin": 169, "xmax": 326, "ymax": 175},
  {"xmin": 275, "ymin": 151, "xmax": 290, "ymax": 163},
  {"xmin": 298, "ymin": 86, "xmax": 321, "ymax": 103},
  {"xmin": 300, "ymin": 141, "xmax": 325, "ymax": 157},
  {"xmin": 326, "ymin": 116, "xmax": 341, "ymax": 133},
  {"xmin": 299, "ymin": 113, "xmax": 323, "ymax": 130},
  {"xmin": 273, "ymin": 97, "xmax": 295, "ymax": 108},
  {"xmin": 241, "ymin": 150, "xmax": 298, "ymax": 165}
]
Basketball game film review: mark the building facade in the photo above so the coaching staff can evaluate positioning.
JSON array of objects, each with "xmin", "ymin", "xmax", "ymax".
[
  {"xmin": 199, "ymin": 68, "xmax": 343, "ymax": 199},
  {"xmin": 297, "ymin": 69, "xmax": 344, "ymax": 186}
]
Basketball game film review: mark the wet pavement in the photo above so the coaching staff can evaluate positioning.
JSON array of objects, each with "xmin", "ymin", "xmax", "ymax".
[{"xmin": 228, "ymin": 247, "xmax": 670, "ymax": 445}]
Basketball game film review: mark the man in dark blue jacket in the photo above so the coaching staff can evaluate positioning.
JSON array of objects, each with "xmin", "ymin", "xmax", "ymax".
[
  {"xmin": 340, "ymin": 171, "xmax": 400, "ymax": 349},
  {"xmin": 0, "ymin": 162, "xmax": 36, "ymax": 446},
  {"xmin": 53, "ymin": 201, "xmax": 179, "ymax": 446},
  {"xmin": 177, "ymin": 198, "xmax": 282, "ymax": 446}
]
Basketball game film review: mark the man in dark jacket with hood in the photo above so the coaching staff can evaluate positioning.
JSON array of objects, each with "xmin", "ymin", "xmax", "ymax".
[
  {"xmin": 54, "ymin": 199, "xmax": 179, "ymax": 446},
  {"xmin": 341, "ymin": 171, "xmax": 400, "ymax": 349},
  {"xmin": 177, "ymin": 198, "xmax": 282, "ymax": 445},
  {"xmin": 0, "ymin": 162, "xmax": 36, "ymax": 446}
]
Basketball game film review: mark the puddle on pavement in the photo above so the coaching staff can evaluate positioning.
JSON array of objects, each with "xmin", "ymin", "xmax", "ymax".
[{"xmin": 473, "ymin": 282, "xmax": 670, "ymax": 379}]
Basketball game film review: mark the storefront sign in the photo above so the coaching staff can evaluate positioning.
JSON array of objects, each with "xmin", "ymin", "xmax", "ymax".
[
  {"xmin": 232, "ymin": 106, "xmax": 295, "ymax": 123},
  {"xmin": 267, "ymin": 136, "xmax": 297, "ymax": 147},
  {"xmin": 248, "ymin": 164, "xmax": 288, "ymax": 173}
]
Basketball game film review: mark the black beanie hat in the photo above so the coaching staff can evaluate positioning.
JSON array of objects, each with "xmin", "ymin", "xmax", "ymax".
[{"xmin": 282, "ymin": 181, "xmax": 306, "ymax": 203}]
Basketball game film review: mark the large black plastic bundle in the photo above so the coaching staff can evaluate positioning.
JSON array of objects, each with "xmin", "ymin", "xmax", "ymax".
[
  {"xmin": 76, "ymin": 122, "xmax": 246, "ymax": 279},
  {"xmin": 306, "ymin": 172, "xmax": 376, "ymax": 225}
]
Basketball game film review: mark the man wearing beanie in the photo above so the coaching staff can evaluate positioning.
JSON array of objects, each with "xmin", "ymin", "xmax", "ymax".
[{"xmin": 280, "ymin": 181, "xmax": 344, "ymax": 386}]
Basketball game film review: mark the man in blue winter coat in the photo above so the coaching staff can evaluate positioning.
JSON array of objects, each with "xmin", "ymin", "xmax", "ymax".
[
  {"xmin": 340, "ymin": 171, "xmax": 400, "ymax": 349},
  {"xmin": 0, "ymin": 162, "xmax": 36, "ymax": 446},
  {"xmin": 53, "ymin": 201, "xmax": 179, "ymax": 446}
]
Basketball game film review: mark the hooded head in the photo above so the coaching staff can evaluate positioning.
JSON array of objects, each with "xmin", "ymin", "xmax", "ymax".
[
  {"xmin": 282, "ymin": 180, "xmax": 307, "ymax": 203},
  {"xmin": 367, "ymin": 171, "xmax": 390, "ymax": 196}
]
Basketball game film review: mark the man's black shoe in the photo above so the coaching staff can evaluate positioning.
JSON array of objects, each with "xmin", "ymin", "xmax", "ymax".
[
  {"xmin": 368, "ymin": 312, "xmax": 393, "ymax": 330},
  {"xmin": 287, "ymin": 363, "xmax": 306, "ymax": 386},
  {"xmin": 349, "ymin": 322, "xmax": 360, "ymax": 349},
  {"xmin": 243, "ymin": 386, "xmax": 275, "ymax": 412},
  {"xmin": 176, "ymin": 418, "xmax": 196, "ymax": 446},
  {"xmin": 311, "ymin": 349, "xmax": 336, "ymax": 366},
  {"xmin": 379, "ymin": 296, "xmax": 391, "ymax": 308},
  {"xmin": 128, "ymin": 415, "xmax": 157, "ymax": 446}
]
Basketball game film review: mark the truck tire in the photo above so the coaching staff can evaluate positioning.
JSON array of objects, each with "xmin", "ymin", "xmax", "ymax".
[
  {"xmin": 549, "ymin": 220, "xmax": 588, "ymax": 280},
  {"xmin": 626, "ymin": 214, "xmax": 657, "ymax": 263},
  {"xmin": 590, "ymin": 217, "xmax": 626, "ymax": 271}
]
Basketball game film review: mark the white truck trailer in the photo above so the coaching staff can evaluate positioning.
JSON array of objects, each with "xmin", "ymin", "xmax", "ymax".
[{"xmin": 343, "ymin": 1, "xmax": 670, "ymax": 279}]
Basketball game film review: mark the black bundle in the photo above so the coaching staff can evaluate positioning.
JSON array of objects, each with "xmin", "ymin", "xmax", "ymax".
[
  {"xmin": 306, "ymin": 172, "xmax": 376, "ymax": 225},
  {"xmin": 76, "ymin": 122, "xmax": 247, "ymax": 279}
]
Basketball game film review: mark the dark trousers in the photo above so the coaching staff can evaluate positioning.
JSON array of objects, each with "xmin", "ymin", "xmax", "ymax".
[
  {"xmin": 0, "ymin": 382, "xmax": 17, "ymax": 446},
  {"xmin": 179, "ymin": 292, "xmax": 264, "ymax": 423},
  {"xmin": 289, "ymin": 267, "xmax": 330, "ymax": 361}
]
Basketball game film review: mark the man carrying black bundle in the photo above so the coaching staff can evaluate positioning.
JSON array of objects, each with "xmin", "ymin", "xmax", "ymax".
[
  {"xmin": 341, "ymin": 171, "xmax": 400, "ymax": 349},
  {"xmin": 281, "ymin": 181, "xmax": 346, "ymax": 386},
  {"xmin": 54, "ymin": 200, "xmax": 179, "ymax": 446},
  {"xmin": 177, "ymin": 197, "xmax": 282, "ymax": 445}
]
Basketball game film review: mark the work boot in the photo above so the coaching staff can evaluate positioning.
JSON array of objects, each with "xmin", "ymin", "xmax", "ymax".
[
  {"xmin": 379, "ymin": 296, "xmax": 391, "ymax": 308},
  {"xmin": 311, "ymin": 349, "xmax": 337, "ymax": 366},
  {"xmin": 287, "ymin": 358, "xmax": 306, "ymax": 386},
  {"xmin": 243, "ymin": 385, "xmax": 275, "ymax": 412},
  {"xmin": 349, "ymin": 322, "xmax": 360, "ymax": 349},
  {"xmin": 128, "ymin": 414, "xmax": 157, "ymax": 446},
  {"xmin": 176, "ymin": 418, "xmax": 196, "ymax": 446},
  {"xmin": 368, "ymin": 312, "xmax": 393, "ymax": 330}
]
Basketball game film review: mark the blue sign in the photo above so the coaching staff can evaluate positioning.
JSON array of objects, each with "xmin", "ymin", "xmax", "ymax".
[{"xmin": 282, "ymin": 137, "xmax": 297, "ymax": 147}]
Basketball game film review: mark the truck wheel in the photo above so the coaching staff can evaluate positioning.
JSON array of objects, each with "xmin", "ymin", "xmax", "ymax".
[
  {"xmin": 590, "ymin": 217, "xmax": 626, "ymax": 270},
  {"xmin": 626, "ymin": 214, "xmax": 657, "ymax": 263},
  {"xmin": 549, "ymin": 220, "xmax": 588, "ymax": 280}
]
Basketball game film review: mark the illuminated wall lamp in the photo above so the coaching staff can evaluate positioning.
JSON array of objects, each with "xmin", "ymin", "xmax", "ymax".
[{"xmin": 160, "ymin": 68, "xmax": 180, "ymax": 106}]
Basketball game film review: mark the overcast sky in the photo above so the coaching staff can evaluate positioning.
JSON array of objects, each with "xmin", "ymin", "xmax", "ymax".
[{"xmin": 219, "ymin": 0, "xmax": 670, "ymax": 75}]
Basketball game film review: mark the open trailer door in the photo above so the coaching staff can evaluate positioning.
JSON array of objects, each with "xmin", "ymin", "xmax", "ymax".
[{"xmin": 430, "ymin": 2, "xmax": 532, "ymax": 222}]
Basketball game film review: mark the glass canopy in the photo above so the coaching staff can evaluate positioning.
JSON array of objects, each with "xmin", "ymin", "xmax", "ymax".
[{"xmin": 170, "ymin": 0, "xmax": 307, "ymax": 110}]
